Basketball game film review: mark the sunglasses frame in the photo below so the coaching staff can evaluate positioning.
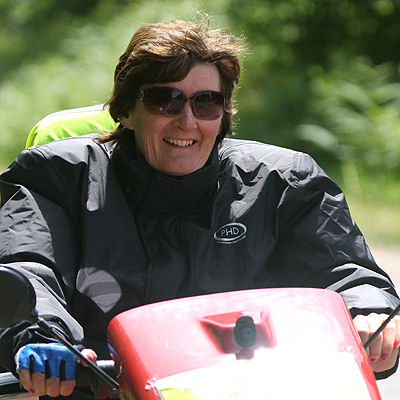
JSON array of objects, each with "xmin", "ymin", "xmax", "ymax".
[{"xmin": 137, "ymin": 86, "xmax": 225, "ymax": 120}]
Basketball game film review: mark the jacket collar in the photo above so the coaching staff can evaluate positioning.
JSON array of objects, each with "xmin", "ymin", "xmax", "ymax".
[{"xmin": 110, "ymin": 132, "xmax": 219, "ymax": 215}]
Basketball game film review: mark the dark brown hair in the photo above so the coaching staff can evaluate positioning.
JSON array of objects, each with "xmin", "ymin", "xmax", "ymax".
[{"xmin": 101, "ymin": 18, "xmax": 243, "ymax": 144}]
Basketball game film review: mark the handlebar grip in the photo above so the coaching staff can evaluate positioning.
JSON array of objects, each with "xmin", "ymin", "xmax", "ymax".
[
  {"xmin": 76, "ymin": 360, "xmax": 118, "ymax": 399},
  {"xmin": 75, "ymin": 360, "xmax": 116, "ymax": 386}
]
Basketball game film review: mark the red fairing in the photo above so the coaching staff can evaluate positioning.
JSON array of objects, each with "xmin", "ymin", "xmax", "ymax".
[{"xmin": 107, "ymin": 288, "xmax": 380, "ymax": 400}]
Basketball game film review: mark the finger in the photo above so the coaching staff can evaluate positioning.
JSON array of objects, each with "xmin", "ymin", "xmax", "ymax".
[
  {"xmin": 353, "ymin": 315, "xmax": 371, "ymax": 356},
  {"xmin": 18, "ymin": 369, "xmax": 35, "ymax": 394},
  {"xmin": 31, "ymin": 371, "xmax": 46, "ymax": 397},
  {"xmin": 80, "ymin": 349, "xmax": 98, "ymax": 367},
  {"xmin": 367, "ymin": 314, "xmax": 384, "ymax": 362},
  {"xmin": 47, "ymin": 357, "xmax": 61, "ymax": 379},
  {"xmin": 393, "ymin": 316, "xmax": 400, "ymax": 349},
  {"xmin": 46, "ymin": 376, "xmax": 60, "ymax": 398},
  {"xmin": 380, "ymin": 319, "xmax": 396, "ymax": 360},
  {"xmin": 370, "ymin": 347, "xmax": 399, "ymax": 372},
  {"xmin": 60, "ymin": 379, "xmax": 76, "ymax": 397}
]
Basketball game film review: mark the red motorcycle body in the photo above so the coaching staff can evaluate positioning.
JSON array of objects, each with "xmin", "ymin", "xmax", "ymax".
[{"xmin": 107, "ymin": 288, "xmax": 380, "ymax": 400}]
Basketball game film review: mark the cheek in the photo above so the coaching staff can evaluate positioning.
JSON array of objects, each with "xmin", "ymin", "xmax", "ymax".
[
  {"xmin": 132, "ymin": 113, "xmax": 151, "ymax": 146},
  {"xmin": 203, "ymin": 120, "xmax": 222, "ymax": 142},
  {"xmin": 133, "ymin": 120, "xmax": 166, "ymax": 164},
  {"xmin": 135, "ymin": 127, "xmax": 155, "ymax": 156}
]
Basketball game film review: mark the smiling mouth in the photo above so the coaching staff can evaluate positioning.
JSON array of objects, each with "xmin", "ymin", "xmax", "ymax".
[{"xmin": 163, "ymin": 138, "xmax": 195, "ymax": 147}]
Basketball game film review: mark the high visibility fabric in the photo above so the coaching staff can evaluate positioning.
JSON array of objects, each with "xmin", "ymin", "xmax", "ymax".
[{"xmin": 25, "ymin": 105, "xmax": 117, "ymax": 148}]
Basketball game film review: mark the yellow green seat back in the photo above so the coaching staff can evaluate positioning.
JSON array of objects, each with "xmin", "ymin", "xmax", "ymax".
[{"xmin": 26, "ymin": 104, "xmax": 118, "ymax": 148}]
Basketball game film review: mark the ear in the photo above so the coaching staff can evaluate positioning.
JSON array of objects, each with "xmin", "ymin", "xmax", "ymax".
[{"xmin": 120, "ymin": 114, "xmax": 135, "ymax": 130}]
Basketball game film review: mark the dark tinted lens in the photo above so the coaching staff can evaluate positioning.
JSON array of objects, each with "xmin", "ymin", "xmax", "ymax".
[
  {"xmin": 142, "ymin": 87, "xmax": 185, "ymax": 116},
  {"xmin": 141, "ymin": 87, "xmax": 225, "ymax": 120},
  {"xmin": 193, "ymin": 91, "xmax": 225, "ymax": 120}
]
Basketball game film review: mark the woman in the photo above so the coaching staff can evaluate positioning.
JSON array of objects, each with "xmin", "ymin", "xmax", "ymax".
[{"xmin": 0, "ymin": 19, "xmax": 399, "ymax": 398}]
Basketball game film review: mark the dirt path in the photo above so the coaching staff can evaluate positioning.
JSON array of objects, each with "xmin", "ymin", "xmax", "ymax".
[{"xmin": 370, "ymin": 245, "xmax": 400, "ymax": 288}]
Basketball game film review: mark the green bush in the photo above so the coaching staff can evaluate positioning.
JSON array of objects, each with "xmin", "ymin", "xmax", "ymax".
[{"xmin": 299, "ymin": 57, "xmax": 400, "ymax": 175}]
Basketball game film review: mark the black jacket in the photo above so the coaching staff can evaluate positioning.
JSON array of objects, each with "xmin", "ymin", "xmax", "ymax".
[{"xmin": 0, "ymin": 133, "xmax": 398, "ymax": 376}]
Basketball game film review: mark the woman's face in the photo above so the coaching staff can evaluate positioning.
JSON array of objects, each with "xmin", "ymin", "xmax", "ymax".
[{"xmin": 121, "ymin": 64, "xmax": 222, "ymax": 176}]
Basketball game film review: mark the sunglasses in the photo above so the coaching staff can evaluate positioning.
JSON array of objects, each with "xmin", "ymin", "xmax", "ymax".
[{"xmin": 137, "ymin": 86, "xmax": 225, "ymax": 120}]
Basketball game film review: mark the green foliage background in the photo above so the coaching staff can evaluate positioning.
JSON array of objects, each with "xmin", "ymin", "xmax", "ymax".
[{"xmin": 1, "ymin": 0, "xmax": 400, "ymax": 245}]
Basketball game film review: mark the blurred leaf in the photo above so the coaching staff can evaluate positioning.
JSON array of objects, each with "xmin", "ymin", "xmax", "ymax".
[{"xmin": 296, "ymin": 124, "xmax": 338, "ymax": 151}]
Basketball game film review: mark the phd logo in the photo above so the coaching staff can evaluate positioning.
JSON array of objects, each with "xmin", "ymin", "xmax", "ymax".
[{"xmin": 214, "ymin": 222, "xmax": 247, "ymax": 244}]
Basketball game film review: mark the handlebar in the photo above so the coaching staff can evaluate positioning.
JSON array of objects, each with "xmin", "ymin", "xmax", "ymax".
[{"xmin": 0, "ymin": 360, "xmax": 117, "ymax": 399}]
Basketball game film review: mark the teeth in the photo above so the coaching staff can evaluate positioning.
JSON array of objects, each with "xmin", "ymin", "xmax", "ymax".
[{"xmin": 164, "ymin": 138, "xmax": 194, "ymax": 147}]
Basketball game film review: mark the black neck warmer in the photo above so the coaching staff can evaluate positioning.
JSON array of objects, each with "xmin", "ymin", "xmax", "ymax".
[{"xmin": 110, "ymin": 132, "xmax": 220, "ymax": 216}]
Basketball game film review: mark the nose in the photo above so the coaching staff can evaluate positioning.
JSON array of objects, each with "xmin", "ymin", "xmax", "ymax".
[{"xmin": 175, "ymin": 101, "xmax": 197, "ymax": 131}]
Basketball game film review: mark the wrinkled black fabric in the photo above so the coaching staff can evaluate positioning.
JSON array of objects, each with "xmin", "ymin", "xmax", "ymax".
[
  {"xmin": 0, "ymin": 134, "xmax": 398, "ymax": 380},
  {"xmin": 111, "ymin": 132, "xmax": 219, "ymax": 217}
]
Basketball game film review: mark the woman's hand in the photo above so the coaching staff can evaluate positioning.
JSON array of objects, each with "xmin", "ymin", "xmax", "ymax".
[
  {"xmin": 353, "ymin": 313, "xmax": 400, "ymax": 372},
  {"xmin": 16, "ymin": 343, "xmax": 97, "ymax": 397}
]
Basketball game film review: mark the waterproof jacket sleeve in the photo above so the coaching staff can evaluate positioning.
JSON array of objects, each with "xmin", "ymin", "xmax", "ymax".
[
  {"xmin": 268, "ymin": 151, "xmax": 399, "ymax": 314},
  {"xmin": 263, "ymin": 151, "xmax": 400, "ymax": 378},
  {"xmin": 0, "ymin": 145, "xmax": 85, "ymax": 371}
]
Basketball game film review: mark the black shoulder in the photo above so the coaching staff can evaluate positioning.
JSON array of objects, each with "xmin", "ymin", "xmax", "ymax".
[
  {"xmin": 1, "ymin": 135, "xmax": 112, "ymax": 206},
  {"xmin": 219, "ymin": 138, "xmax": 322, "ymax": 185},
  {"xmin": 25, "ymin": 134, "xmax": 112, "ymax": 163}
]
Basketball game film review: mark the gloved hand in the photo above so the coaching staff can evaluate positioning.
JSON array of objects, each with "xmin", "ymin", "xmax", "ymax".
[
  {"xmin": 15, "ymin": 342, "xmax": 97, "ymax": 397},
  {"xmin": 16, "ymin": 343, "xmax": 77, "ymax": 380}
]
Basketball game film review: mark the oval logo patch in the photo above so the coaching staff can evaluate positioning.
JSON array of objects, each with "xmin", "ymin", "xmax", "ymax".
[{"xmin": 214, "ymin": 222, "xmax": 247, "ymax": 244}]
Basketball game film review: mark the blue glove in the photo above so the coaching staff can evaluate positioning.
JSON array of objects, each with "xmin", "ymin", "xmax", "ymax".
[{"xmin": 15, "ymin": 343, "xmax": 77, "ymax": 380}]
